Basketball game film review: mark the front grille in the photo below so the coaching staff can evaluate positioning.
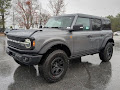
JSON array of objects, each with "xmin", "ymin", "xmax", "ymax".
[
  {"xmin": 7, "ymin": 35, "xmax": 25, "ymax": 42},
  {"xmin": 7, "ymin": 35, "xmax": 26, "ymax": 50}
]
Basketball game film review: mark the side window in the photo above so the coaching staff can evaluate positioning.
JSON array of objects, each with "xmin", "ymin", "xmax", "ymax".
[
  {"xmin": 92, "ymin": 19, "xmax": 102, "ymax": 30},
  {"xmin": 102, "ymin": 20, "xmax": 111, "ymax": 30},
  {"xmin": 76, "ymin": 17, "xmax": 90, "ymax": 30}
]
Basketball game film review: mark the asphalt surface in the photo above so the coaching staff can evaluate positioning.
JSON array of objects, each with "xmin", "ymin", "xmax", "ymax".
[{"xmin": 0, "ymin": 36, "xmax": 120, "ymax": 90}]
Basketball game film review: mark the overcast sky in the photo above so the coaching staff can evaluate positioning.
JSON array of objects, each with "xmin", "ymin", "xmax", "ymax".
[
  {"xmin": 6, "ymin": 0, "xmax": 120, "ymax": 28},
  {"xmin": 39, "ymin": 0, "xmax": 120, "ymax": 17}
]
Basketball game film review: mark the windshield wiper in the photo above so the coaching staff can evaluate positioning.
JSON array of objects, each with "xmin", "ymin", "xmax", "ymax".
[
  {"xmin": 51, "ymin": 27, "xmax": 63, "ymax": 29},
  {"xmin": 44, "ymin": 27, "xmax": 49, "ymax": 28},
  {"xmin": 44, "ymin": 27, "xmax": 63, "ymax": 29}
]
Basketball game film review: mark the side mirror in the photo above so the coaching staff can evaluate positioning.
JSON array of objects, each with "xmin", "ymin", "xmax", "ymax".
[{"xmin": 73, "ymin": 24, "xmax": 84, "ymax": 31}]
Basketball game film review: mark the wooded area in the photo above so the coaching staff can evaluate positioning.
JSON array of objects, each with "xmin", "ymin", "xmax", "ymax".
[
  {"xmin": 0, "ymin": 0, "xmax": 11, "ymax": 32},
  {"xmin": 107, "ymin": 14, "xmax": 120, "ymax": 32}
]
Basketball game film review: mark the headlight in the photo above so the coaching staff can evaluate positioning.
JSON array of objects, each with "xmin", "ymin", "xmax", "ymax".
[{"xmin": 24, "ymin": 39, "xmax": 31, "ymax": 48}]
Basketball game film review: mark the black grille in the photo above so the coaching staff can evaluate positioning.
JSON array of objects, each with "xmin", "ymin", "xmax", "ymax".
[
  {"xmin": 7, "ymin": 35, "xmax": 26, "ymax": 50},
  {"xmin": 7, "ymin": 40, "xmax": 26, "ymax": 50},
  {"xmin": 7, "ymin": 35, "xmax": 35, "ymax": 50},
  {"xmin": 7, "ymin": 35, "xmax": 25, "ymax": 42}
]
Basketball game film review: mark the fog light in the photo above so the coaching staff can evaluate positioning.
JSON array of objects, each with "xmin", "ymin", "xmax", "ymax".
[{"xmin": 23, "ymin": 57, "xmax": 29, "ymax": 63}]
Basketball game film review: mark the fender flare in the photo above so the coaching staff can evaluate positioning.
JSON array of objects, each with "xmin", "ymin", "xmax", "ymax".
[
  {"xmin": 101, "ymin": 37, "xmax": 114, "ymax": 49},
  {"xmin": 38, "ymin": 40, "xmax": 71, "ymax": 54}
]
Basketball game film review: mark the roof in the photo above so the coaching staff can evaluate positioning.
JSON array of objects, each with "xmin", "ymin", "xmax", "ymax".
[{"xmin": 53, "ymin": 13, "xmax": 110, "ymax": 21}]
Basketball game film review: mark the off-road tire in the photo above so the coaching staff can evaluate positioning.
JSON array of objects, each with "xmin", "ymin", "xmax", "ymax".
[
  {"xmin": 99, "ymin": 43, "xmax": 113, "ymax": 62},
  {"xmin": 39, "ymin": 50, "xmax": 68, "ymax": 83}
]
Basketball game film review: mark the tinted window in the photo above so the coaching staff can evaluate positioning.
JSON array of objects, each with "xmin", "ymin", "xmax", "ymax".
[
  {"xmin": 102, "ymin": 20, "xmax": 111, "ymax": 30},
  {"xmin": 76, "ymin": 17, "xmax": 90, "ymax": 30},
  {"xmin": 92, "ymin": 19, "xmax": 102, "ymax": 30}
]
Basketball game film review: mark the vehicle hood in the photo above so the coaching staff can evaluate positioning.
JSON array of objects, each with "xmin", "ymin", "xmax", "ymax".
[
  {"xmin": 7, "ymin": 29, "xmax": 41, "ymax": 37},
  {"xmin": 7, "ymin": 28, "xmax": 67, "ymax": 38}
]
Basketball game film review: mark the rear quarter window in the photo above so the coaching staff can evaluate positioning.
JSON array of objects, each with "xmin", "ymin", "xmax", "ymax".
[
  {"xmin": 91, "ymin": 19, "xmax": 102, "ymax": 31},
  {"xmin": 102, "ymin": 20, "xmax": 111, "ymax": 30}
]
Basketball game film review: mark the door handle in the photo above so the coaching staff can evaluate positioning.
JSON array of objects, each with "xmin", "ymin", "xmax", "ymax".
[
  {"xmin": 87, "ymin": 35, "xmax": 92, "ymax": 38},
  {"xmin": 101, "ymin": 34, "xmax": 104, "ymax": 37}
]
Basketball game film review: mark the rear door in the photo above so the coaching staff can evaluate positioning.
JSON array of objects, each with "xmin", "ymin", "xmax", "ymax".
[
  {"xmin": 100, "ymin": 20, "xmax": 112, "ymax": 48},
  {"xmin": 90, "ymin": 18, "xmax": 102, "ymax": 51}
]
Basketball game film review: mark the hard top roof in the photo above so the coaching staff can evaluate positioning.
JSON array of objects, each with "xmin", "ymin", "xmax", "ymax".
[{"xmin": 54, "ymin": 13, "xmax": 110, "ymax": 21}]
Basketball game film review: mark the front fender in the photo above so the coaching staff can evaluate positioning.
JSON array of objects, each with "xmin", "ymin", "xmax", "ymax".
[{"xmin": 38, "ymin": 39, "xmax": 69, "ymax": 54}]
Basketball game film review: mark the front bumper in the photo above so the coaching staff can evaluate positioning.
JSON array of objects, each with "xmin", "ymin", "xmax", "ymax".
[{"xmin": 6, "ymin": 48, "xmax": 42, "ymax": 65}]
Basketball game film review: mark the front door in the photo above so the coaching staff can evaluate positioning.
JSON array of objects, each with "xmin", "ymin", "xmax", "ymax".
[{"xmin": 72, "ymin": 17, "xmax": 93, "ymax": 55}]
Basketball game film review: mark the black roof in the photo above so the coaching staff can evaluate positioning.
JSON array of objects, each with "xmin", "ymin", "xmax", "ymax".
[{"xmin": 54, "ymin": 13, "xmax": 110, "ymax": 21}]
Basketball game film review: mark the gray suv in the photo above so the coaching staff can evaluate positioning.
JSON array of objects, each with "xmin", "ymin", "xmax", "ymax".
[{"xmin": 6, "ymin": 13, "xmax": 114, "ymax": 82}]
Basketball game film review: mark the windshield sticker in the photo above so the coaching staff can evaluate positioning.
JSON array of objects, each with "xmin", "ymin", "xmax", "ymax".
[
  {"xmin": 86, "ymin": 26, "xmax": 89, "ymax": 30},
  {"xmin": 66, "ymin": 27, "xmax": 71, "ymax": 29}
]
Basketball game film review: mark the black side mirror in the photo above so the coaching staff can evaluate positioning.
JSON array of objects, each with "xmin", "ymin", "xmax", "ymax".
[
  {"xmin": 73, "ymin": 24, "xmax": 84, "ymax": 31},
  {"xmin": 39, "ymin": 25, "xmax": 42, "ymax": 28}
]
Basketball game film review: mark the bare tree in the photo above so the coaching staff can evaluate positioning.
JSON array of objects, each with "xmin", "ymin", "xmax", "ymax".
[
  {"xmin": 11, "ymin": 0, "xmax": 51, "ymax": 29},
  {"xmin": 48, "ymin": 0, "xmax": 65, "ymax": 16},
  {"xmin": 14, "ymin": 0, "xmax": 39, "ymax": 29},
  {"xmin": 38, "ymin": 9, "xmax": 51, "ymax": 25}
]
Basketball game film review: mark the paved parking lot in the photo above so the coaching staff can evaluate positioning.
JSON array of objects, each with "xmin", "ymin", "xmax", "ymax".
[{"xmin": 0, "ymin": 36, "xmax": 120, "ymax": 90}]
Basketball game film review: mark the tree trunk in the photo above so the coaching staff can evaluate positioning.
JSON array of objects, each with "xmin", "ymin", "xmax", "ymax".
[{"xmin": 2, "ymin": 13, "xmax": 5, "ymax": 32}]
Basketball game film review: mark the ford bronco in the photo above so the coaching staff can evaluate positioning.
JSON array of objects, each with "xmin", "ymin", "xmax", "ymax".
[{"xmin": 6, "ymin": 13, "xmax": 114, "ymax": 82}]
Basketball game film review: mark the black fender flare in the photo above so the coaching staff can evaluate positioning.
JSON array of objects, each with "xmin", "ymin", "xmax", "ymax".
[
  {"xmin": 100, "ymin": 38, "xmax": 114, "ymax": 50},
  {"xmin": 38, "ymin": 40, "xmax": 71, "ymax": 54}
]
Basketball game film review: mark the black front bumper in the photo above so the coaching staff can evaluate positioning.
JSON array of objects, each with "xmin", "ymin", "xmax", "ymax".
[{"xmin": 6, "ymin": 48, "xmax": 42, "ymax": 65}]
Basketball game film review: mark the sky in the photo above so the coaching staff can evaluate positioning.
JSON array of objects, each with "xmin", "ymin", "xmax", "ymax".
[
  {"xmin": 39, "ymin": 0, "xmax": 120, "ymax": 17},
  {"xmin": 6, "ymin": 0, "xmax": 120, "ymax": 28}
]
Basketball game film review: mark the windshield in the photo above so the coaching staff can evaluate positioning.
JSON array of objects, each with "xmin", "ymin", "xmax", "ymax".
[{"xmin": 45, "ymin": 16, "xmax": 75, "ymax": 29}]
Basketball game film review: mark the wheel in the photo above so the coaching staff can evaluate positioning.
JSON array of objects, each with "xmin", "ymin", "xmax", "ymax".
[
  {"xmin": 99, "ymin": 43, "xmax": 113, "ymax": 62},
  {"xmin": 39, "ymin": 50, "xmax": 68, "ymax": 83},
  {"xmin": 14, "ymin": 59, "xmax": 27, "ymax": 66}
]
